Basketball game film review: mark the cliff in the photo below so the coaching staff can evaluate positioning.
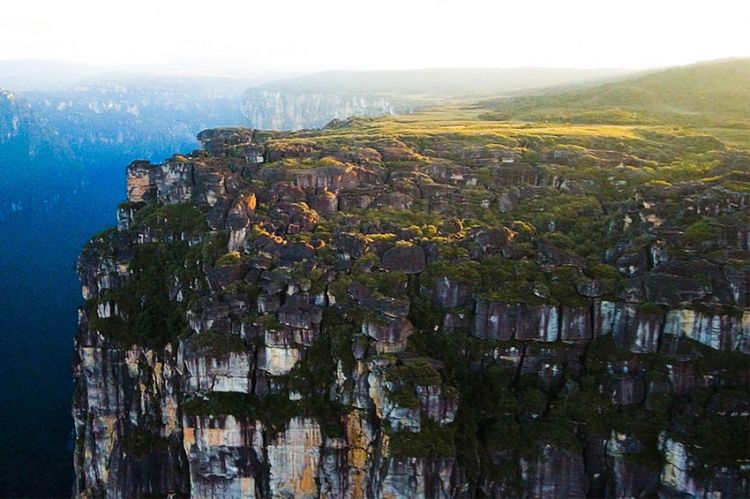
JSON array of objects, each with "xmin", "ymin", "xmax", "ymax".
[
  {"xmin": 74, "ymin": 112, "xmax": 749, "ymax": 497},
  {"xmin": 242, "ymin": 90, "xmax": 409, "ymax": 131}
]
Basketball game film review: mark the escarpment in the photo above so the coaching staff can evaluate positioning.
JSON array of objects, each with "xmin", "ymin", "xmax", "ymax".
[
  {"xmin": 74, "ymin": 119, "xmax": 749, "ymax": 498},
  {"xmin": 242, "ymin": 90, "xmax": 410, "ymax": 131}
]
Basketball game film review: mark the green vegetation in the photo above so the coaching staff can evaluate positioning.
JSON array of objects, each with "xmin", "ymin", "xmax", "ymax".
[
  {"xmin": 332, "ymin": 207, "xmax": 442, "ymax": 233},
  {"xmin": 479, "ymin": 59, "xmax": 750, "ymax": 129},
  {"xmin": 386, "ymin": 358, "xmax": 442, "ymax": 386},
  {"xmin": 389, "ymin": 421, "xmax": 455, "ymax": 458},
  {"xmin": 286, "ymin": 321, "xmax": 349, "ymax": 437},
  {"xmin": 132, "ymin": 202, "xmax": 208, "ymax": 234},
  {"xmin": 184, "ymin": 331, "xmax": 247, "ymax": 356},
  {"xmin": 684, "ymin": 218, "xmax": 719, "ymax": 245},
  {"xmin": 89, "ymin": 243, "xmax": 192, "ymax": 348},
  {"xmin": 182, "ymin": 392, "xmax": 299, "ymax": 436},
  {"xmin": 689, "ymin": 412, "xmax": 749, "ymax": 473},
  {"xmin": 183, "ymin": 321, "xmax": 351, "ymax": 438},
  {"xmin": 216, "ymin": 251, "xmax": 242, "ymax": 267},
  {"xmin": 120, "ymin": 431, "xmax": 171, "ymax": 457}
]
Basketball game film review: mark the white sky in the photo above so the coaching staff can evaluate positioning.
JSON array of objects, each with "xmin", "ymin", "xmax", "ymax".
[{"xmin": 1, "ymin": 0, "xmax": 749, "ymax": 71}]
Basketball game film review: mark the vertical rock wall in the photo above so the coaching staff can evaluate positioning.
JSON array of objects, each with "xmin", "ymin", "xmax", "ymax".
[{"xmin": 74, "ymin": 127, "xmax": 749, "ymax": 497}]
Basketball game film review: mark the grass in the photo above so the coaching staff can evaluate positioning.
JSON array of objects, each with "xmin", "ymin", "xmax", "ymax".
[{"xmin": 479, "ymin": 59, "xmax": 750, "ymax": 129}]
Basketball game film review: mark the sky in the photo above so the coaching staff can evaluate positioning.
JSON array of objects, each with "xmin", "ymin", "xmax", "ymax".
[{"xmin": 1, "ymin": 0, "xmax": 749, "ymax": 72}]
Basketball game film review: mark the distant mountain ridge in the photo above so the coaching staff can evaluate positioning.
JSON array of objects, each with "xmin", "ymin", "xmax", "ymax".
[
  {"xmin": 479, "ymin": 58, "xmax": 750, "ymax": 127},
  {"xmin": 241, "ymin": 67, "xmax": 633, "ymax": 130},
  {"xmin": 25, "ymin": 75, "xmax": 260, "ymax": 164},
  {"xmin": 0, "ymin": 89, "xmax": 72, "ymax": 170},
  {"xmin": 249, "ymin": 67, "xmax": 631, "ymax": 97}
]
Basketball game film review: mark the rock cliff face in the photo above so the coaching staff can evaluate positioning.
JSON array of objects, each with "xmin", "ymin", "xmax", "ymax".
[
  {"xmin": 242, "ymin": 90, "xmax": 410, "ymax": 131},
  {"xmin": 74, "ymin": 121, "xmax": 749, "ymax": 497}
]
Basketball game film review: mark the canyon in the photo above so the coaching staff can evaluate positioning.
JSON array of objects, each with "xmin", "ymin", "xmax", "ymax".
[
  {"xmin": 0, "ymin": 59, "xmax": 746, "ymax": 497},
  {"xmin": 5, "ymin": 66, "xmax": 622, "ymax": 496}
]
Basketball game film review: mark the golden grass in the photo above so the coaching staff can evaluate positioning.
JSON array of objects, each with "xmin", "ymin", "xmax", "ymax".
[{"xmin": 269, "ymin": 104, "xmax": 749, "ymax": 154}]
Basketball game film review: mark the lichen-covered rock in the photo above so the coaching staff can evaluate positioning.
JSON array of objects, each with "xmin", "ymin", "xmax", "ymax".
[
  {"xmin": 182, "ymin": 415, "xmax": 265, "ymax": 498},
  {"xmin": 605, "ymin": 433, "xmax": 660, "ymax": 497},
  {"xmin": 663, "ymin": 308, "xmax": 750, "ymax": 352},
  {"xmin": 381, "ymin": 244, "xmax": 426, "ymax": 274},
  {"xmin": 473, "ymin": 300, "xmax": 559, "ymax": 342},
  {"xmin": 267, "ymin": 418, "xmax": 323, "ymax": 498},
  {"xmin": 377, "ymin": 457, "xmax": 458, "ymax": 499},
  {"xmin": 179, "ymin": 341, "xmax": 254, "ymax": 394},
  {"xmin": 432, "ymin": 276, "xmax": 473, "ymax": 309},
  {"xmin": 659, "ymin": 434, "xmax": 750, "ymax": 498},
  {"xmin": 521, "ymin": 445, "xmax": 587, "ymax": 498},
  {"xmin": 362, "ymin": 317, "xmax": 414, "ymax": 354}
]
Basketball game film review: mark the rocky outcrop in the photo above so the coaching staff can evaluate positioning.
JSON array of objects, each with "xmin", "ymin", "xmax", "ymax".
[
  {"xmin": 522, "ymin": 445, "xmax": 588, "ymax": 498},
  {"xmin": 659, "ymin": 434, "xmax": 750, "ymax": 497},
  {"xmin": 74, "ymin": 124, "xmax": 749, "ymax": 497},
  {"xmin": 473, "ymin": 300, "xmax": 560, "ymax": 342},
  {"xmin": 381, "ymin": 244, "xmax": 426, "ymax": 274}
]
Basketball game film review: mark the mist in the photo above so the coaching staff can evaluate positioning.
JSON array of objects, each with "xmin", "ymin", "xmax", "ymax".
[{"xmin": 1, "ymin": 0, "xmax": 749, "ymax": 72}]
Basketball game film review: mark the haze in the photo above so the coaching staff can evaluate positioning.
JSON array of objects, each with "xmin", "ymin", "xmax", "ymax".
[{"xmin": 2, "ymin": 0, "xmax": 749, "ymax": 72}]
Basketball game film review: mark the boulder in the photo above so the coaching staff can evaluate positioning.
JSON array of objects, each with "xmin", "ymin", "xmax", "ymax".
[{"xmin": 381, "ymin": 244, "xmax": 426, "ymax": 274}]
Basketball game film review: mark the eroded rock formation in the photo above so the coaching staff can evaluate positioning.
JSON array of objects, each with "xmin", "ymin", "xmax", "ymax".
[{"xmin": 74, "ymin": 124, "xmax": 749, "ymax": 497}]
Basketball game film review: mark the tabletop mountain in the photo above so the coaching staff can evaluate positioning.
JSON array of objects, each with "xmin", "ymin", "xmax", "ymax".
[{"xmin": 74, "ymin": 60, "xmax": 749, "ymax": 498}]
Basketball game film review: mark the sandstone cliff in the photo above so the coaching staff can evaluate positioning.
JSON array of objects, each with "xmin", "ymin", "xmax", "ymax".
[
  {"xmin": 74, "ymin": 119, "xmax": 749, "ymax": 497},
  {"xmin": 242, "ymin": 90, "xmax": 411, "ymax": 131}
]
